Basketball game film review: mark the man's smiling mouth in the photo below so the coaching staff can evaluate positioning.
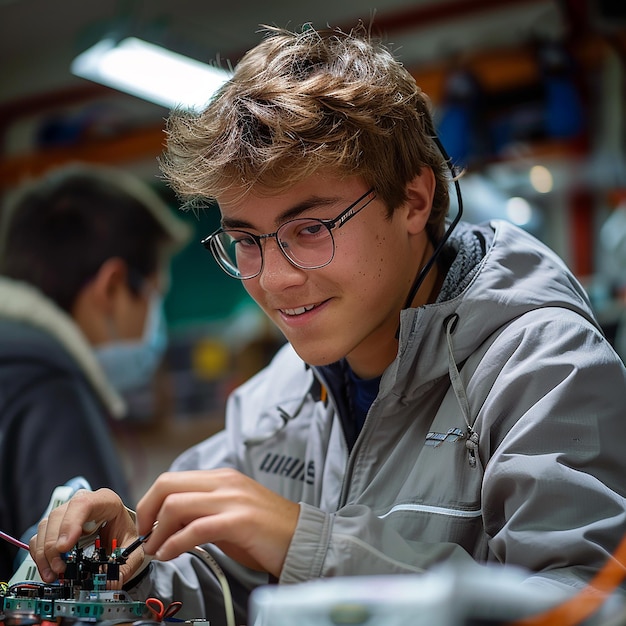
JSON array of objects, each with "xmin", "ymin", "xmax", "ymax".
[{"xmin": 280, "ymin": 304, "xmax": 317, "ymax": 316}]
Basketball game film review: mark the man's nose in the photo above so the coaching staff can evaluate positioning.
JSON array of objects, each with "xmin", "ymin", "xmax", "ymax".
[{"xmin": 258, "ymin": 238, "xmax": 306, "ymax": 290}]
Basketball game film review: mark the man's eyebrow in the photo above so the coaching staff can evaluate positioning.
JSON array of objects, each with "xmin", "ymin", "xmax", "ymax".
[{"xmin": 221, "ymin": 195, "xmax": 341, "ymax": 230}]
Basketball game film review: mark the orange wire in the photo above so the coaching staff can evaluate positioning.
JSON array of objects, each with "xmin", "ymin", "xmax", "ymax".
[{"xmin": 511, "ymin": 533, "xmax": 626, "ymax": 626}]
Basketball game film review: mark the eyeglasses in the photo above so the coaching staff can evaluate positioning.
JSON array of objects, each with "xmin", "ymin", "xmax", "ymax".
[{"xmin": 202, "ymin": 188, "xmax": 376, "ymax": 280}]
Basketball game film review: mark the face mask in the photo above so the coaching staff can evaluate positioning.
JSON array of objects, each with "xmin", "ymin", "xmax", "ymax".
[{"xmin": 95, "ymin": 294, "xmax": 168, "ymax": 393}]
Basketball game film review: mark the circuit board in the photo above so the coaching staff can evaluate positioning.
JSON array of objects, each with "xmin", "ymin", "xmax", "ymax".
[{"xmin": 1, "ymin": 541, "xmax": 147, "ymax": 625}]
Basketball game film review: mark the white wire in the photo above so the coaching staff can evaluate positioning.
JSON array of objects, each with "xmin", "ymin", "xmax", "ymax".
[{"xmin": 189, "ymin": 545, "xmax": 236, "ymax": 626}]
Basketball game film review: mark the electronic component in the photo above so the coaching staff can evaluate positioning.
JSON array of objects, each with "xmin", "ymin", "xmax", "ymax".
[
  {"xmin": 2, "ymin": 538, "xmax": 146, "ymax": 624},
  {"xmin": 9, "ymin": 478, "xmax": 94, "ymax": 587},
  {"xmin": 0, "ymin": 479, "xmax": 235, "ymax": 626}
]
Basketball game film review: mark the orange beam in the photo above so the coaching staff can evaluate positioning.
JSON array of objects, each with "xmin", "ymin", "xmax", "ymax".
[{"xmin": 0, "ymin": 123, "xmax": 166, "ymax": 191}]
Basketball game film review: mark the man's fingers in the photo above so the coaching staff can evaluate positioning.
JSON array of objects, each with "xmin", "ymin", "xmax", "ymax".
[{"xmin": 30, "ymin": 488, "xmax": 133, "ymax": 582}]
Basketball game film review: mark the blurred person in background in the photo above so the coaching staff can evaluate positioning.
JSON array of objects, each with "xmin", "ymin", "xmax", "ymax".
[{"xmin": 0, "ymin": 163, "xmax": 189, "ymax": 580}]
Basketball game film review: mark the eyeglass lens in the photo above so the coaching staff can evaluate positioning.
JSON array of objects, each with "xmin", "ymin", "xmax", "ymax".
[{"xmin": 212, "ymin": 218, "xmax": 335, "ymax": 278}]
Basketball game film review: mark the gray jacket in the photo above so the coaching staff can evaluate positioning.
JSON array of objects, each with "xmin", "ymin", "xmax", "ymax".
[{"xmin": 132, "ymin": 220, "xmax": 626, "ymax": 624}]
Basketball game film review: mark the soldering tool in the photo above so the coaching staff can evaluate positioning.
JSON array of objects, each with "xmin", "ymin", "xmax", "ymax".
[{"xmin": 120, "ymin": 521, "xmax": 158, "ymax": 559}]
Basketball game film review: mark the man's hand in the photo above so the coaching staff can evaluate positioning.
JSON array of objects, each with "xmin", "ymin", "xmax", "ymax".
[
  {"xmin": 30, "ymin": 488, "xmax": 141, "ymax": 586},
  {"xmin": 136, "ymin": 469, "xmax": 300, "ymax": 577}
]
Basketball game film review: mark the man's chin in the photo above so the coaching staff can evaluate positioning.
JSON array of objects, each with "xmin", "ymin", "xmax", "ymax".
[{"xmin": 290, "ymin": 342, "xmax": 341, "ymax": 368}]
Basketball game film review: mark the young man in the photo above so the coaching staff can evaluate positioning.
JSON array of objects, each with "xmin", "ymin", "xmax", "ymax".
[
  {"xmin": 0, "ymin": 163, "xmax": 189, "ymax": 580},
  {"xmin": 31, "ymin": 25, "xmax": 626, "ymax": 625}
]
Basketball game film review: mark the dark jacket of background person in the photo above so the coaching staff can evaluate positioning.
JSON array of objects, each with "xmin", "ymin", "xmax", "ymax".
[
  {"xmin": 0, "ymin": 278, "xmax": 130, "ymax": 580},
  {"xmin": 0, "ymin": 163, "xmax": 190, "ymax": 581}
]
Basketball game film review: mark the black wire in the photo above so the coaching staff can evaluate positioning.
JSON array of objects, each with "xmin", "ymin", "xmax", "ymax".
[{"xmin": 402, "ymin": 135, "xmax": 464, "ymax": 311}]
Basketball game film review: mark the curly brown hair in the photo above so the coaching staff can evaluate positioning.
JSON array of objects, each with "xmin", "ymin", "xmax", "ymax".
[{"xmin": 161, "ymin": 23, "xmax": 451, "ymax": 242}]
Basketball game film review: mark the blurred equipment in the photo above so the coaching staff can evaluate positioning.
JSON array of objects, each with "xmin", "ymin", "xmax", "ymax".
[{"xmin": 249, "ymin": 563, "xmax": 625, "ymax": 626}]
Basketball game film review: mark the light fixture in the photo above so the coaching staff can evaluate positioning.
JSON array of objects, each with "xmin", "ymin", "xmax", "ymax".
[
  {"xmin": 529, "ymin": 165, "xmax": 553, "ymax": 194},
  {"xmin": 506, "ymin": 196, "xmax": 533, "ymax": 226},
  {"xmin": 71, "ymin": 37, "xmax": 232, "ymax": 111}
]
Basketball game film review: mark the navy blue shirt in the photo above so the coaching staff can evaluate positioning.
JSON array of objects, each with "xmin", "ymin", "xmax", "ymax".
[{"xmin": 347, "ymin": 367, "xmax": 381, "ymax": 434}]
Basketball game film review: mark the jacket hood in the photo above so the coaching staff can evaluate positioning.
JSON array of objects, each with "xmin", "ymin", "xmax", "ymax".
[
  {"xmin": 385, "ymin": 219, "xmax": 598, "ymax": 394},
  {"xmin": 0, "ymin": 276, "xmax": 126, "ymax": 418}
]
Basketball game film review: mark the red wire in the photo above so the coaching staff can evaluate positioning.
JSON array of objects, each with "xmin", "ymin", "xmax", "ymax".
[{"xmin": 0, "ymin": 530, "xmax": 29, "ymax": 551}]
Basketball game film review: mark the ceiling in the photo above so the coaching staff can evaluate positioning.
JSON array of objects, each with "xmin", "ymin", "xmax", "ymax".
[{"xmin": 0, "ymin": 0, "xmax": 567, "ymax": 107}]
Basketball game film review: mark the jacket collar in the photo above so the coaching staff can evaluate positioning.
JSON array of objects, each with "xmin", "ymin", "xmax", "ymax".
[{"xmin": 0, "ymin": 276, "xmax": 126, "ymax": 418}]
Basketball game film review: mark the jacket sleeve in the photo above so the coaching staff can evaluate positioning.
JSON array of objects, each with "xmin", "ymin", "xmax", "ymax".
[
  {"xmin": 281, "ymin": 502, "xmax": 480, "ymax": 581},
  {"xmin": 477, "ymin": 309, "xmax": 626, "ymax": 591}
]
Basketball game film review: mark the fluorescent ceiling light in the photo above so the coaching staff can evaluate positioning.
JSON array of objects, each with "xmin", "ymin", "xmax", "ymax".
[{"xmin": 71, "ymin": 37, "xmax": 231, "ymax": 111}]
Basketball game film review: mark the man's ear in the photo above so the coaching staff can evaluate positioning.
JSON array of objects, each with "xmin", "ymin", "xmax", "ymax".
[
  {"xmin": 87, "ymin": 257, "xmax": 129, "ymax": 315},
  {"xmin": 71, "ymin": 257, "xmax": 129, "ymax": 344},
  {"xmin": 405, "ymin": 168, "xmax": 436, "ymax": 235}
]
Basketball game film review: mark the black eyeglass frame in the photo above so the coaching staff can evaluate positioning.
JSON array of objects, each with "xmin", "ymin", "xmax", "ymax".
[{"xmin": 201, "ymin": 187, "xmax": 376, "ymax": 280}]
